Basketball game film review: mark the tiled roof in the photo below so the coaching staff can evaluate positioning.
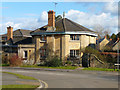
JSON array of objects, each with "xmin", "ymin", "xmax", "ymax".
[
  {"xmin": 14, "ymin": 37, "xmax": 32, "ymax": 45},
  {"xmin": 2, "ymin": 29, "xmax": 32, "ymax": 37},
  {"xmin": 1, "ymin": 29, "xmax": 32, "ymax": 45},
  {"xmin": 31, "ymin": 18, "xmax": 96, "ymax": 35},
  {"xmin": 56, "ymin": 18, "xmax": 96, "ymax": 32}
]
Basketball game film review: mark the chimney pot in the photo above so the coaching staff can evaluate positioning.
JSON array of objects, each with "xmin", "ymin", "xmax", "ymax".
[
  {"xmin": 7, "ymin": 26, "xmax": 13, "ymax": 40},
  {"xmin": 48, "ymin": 10, "xmax": 55, "ymax": 28},
  {"xmin": 110, "ymin": 39, "xmax": 112, "ymax": 41},
  {"xmin": 105, "ymin": 36, "xmax": 107, "ymax": 39}
]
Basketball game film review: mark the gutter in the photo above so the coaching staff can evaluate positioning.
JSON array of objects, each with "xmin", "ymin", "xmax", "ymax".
[{"xmin": 31, "ymin": 31, "xmax": 98, "ymax": 37}]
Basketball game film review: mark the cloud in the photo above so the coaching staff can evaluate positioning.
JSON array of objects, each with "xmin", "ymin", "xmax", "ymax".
[
  {"xmin": 38, "ymin": 11, "xmax": 48, "ymax": 22},
  {"xmin": 0, "ymin": 9, "xmax": 118, "ymax": 35},
  {"xmin": 0, "ymin": 11, "xmax": 48, "ymax": 34},
  {"xmin": 65, "ymin": 9, "xmax": 118, "ymax": 34},
  {"xmin": 103, "ymin": 2, "xmax": 118, "ymax": 15}
]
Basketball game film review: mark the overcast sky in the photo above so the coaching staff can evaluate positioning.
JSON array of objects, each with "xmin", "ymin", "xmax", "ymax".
[{"xmin": 0, "ymin": 1, "xmax": 119, "ymax": 35}]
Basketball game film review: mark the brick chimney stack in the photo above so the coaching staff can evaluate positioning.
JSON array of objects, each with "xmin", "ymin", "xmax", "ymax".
[
  {"xmin": 48, "ymin": 10, "xmax": 55, "ymax": 27},
  {"xmin": 7, "ymin": 26, "xmax": 13, "ymax": 40},
  {"xmin": 105, "ymin": 36, "xmax": 107, "ymax": 39}
]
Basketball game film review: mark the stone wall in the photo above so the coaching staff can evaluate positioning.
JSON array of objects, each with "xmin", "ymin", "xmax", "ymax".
[
  {"xmin": 18, "ymin": 44, "xmax": 35, "ymax": 61},
  {"xmin": 33, "ymin": 34, "xmax": 96, "ymax": 63}
]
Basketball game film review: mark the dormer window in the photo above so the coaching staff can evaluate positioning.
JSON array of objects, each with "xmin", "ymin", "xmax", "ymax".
[{"xmin": 70, "ymin": 35, "xmax": 79, "ymax": 40}]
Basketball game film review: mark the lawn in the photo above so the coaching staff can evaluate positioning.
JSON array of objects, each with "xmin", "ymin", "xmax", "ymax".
[
  {"xmin": 21, "ymin": 65, "xmax": 78, "ymax": 70},
  {"xmin": 83, "ymin": 67, "xmax": 120, "ymax": 72},
  {"xmin": 2, "ymin": 72, "xmax": 37, "ymax": 80},
  {"xmin": 1, "ymin": 84, "xmax": 39, "ymax": 88}
]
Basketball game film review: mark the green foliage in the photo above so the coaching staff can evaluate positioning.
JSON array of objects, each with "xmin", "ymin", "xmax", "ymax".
[
  {"xmin": 1, "ymin": 85, "xmax": 39, "ymax": 88},
  {"xmin": 103, "ymin": 45, "xmax": 112, "ymax": 51},
  {"xmin": 55, "ymin": 15, "xmax": 62, "ymax": 21},
  {"xmin": 85, "ymin": 46, "xmax": 105, "ymax": 61},
  {"xmin": 83, "ymin": 67, "xmax": 120, "ymax": 72},
  {"xmin": 65, "ymin": 61, "xmax": 72, "ymax": 65},
  {"xmin": 106, "ymin": 34, "xmax": 110, "ymax": 39},
  {"xmin": 117, "ymin": 32, "xmax": 120, "ymax": 38},
  {"xmin": 21, "ymin": 65, "xmax": 78, "ymax": 69},
  {"xmin": 44, "ymin": 56, "xmax": 62, "ymax": 67},
  {"xmin": 2, "ymin": 54, "xmax": 9, "ymax": 64},
  {"xmin": 111, "ymin": 33, "xmax": 117, "ymax": 41},
  {"xmin": 1, "ymin": 64, "xmax": 10, "ymax": 66}
]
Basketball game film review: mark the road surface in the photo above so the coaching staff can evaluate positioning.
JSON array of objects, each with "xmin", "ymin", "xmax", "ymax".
[{"xmin": 2, "ymin": 68, "xmax": 119, "ymax": 88}]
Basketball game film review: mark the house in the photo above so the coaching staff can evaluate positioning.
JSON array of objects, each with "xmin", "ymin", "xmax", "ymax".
[
  {"xmin": 96, "ymin": 36, "xmax": 110, "ymax": 51},
  {"xmin": 1, "ymin": 27, "xmax": 35, "ymax": 62},
  {"xmin": 96, "ymin": 35, "xmax": 120, "ymax": 52},
  {"xmin": 1, "ymin": 10, "xmax": 97, "ymax": 64},
  {"xmin": 31, "ymin": 10, "xmax": 97, "ymax": 63},
  {"xmin": 112, "ymin": 38, "xmax": 120, "ymax": 51}
]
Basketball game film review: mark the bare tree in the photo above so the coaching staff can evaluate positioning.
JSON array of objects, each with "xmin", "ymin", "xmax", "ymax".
[{"xmin": 93, "ymin": 24, "xmax": 111, "ymax": 39}]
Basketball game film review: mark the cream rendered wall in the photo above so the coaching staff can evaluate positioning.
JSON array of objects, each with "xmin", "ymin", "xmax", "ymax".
[
  {"xmin": 18, "ymin": 44, "xmax": 35, "ymax": 60},
  {"xmin": 46, "ymin": 35, "xmax": 55, "ymax": 55},
  {"xmin": 35, "ymin": 36, "xmax": 41, "ymax": 62},
  {"xmin": 61, "ymin": 34, "xmax": 96, "ymax": 61},
  {"xmin": 81, "ymin": 35, "xmax": 90, "ymax": 49},
  {"xmin": 113, "ymin": 41, "xmax": 120, "ymax": 51},
  {"xmin": 99, "ymin": 38, "xmax": 109, "ymax": 50},
  {"xmin": 33, "ymin": 34, "xmax": 96, "ymax": 63},
  {"xmin": 55, "ymin": 35, "xmax": 61, "ymax": 57},
  {"xmin": 69, "ymin": 41, "xmax": 80, "ymax": 49}
]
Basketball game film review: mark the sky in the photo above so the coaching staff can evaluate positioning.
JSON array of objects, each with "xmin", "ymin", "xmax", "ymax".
[{"xmin": 0, "ymin": 1, "xmax": 119, "ymax": 35}]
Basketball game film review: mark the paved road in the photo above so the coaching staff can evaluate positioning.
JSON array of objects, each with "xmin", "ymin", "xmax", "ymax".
[
  {"xmin": 2, "ymin": 73, "xmax": 39, "ymax": 85},
  {"xmin": 2, "ymin": 68, "xmax": 119, "ymax": 88}
]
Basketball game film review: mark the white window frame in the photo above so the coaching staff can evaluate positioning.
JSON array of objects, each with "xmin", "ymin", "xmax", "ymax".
[
  {"xmin": 70, "ymin": 35, "xmax": 79, "ymax": 40},
  {"xmin": 70, "ymin": 50, "xmax": 79, "ymax": 57},
  {"xmin": 23, "ymin": 50, "xmax": 27, "ymax": 59}
]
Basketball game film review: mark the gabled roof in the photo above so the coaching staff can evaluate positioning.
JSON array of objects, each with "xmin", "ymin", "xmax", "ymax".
[
  {"xmin": 2, "ymin": 29, "xmax": 32, "ymax": 37},
  {"xmin": 31, "ymin": 18, "xmax": 97, "ymax": 36},
  {"xmin": 30, "ymin": 25, "xmax": 47, "ymax": 34},
  {"xmin": 96, "ymin": 37, "xmax": 109, "ymax": 44},
  {"xmin": 1, "ymin": 29, "xmax": 33, "ymax": 45},
  {"xmin": 112, "ymin": 39, "xmax": 120, "ymax": 47},
  {"xmin": 105, "ymin": 40, "xmax": 116, "ymax": 47}
]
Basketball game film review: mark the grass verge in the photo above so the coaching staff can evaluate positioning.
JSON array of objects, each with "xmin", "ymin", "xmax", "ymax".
[
  {"xmin": 83, "ymin": 67, "xmax": 120, "ymax": 72},
  {"xmin": 0, "ymin": 64, "xmax": 10, "ymax": 67},
  {"xmin": 2, "ymin": 72, "xmax": 37, "ymax": 80},
  {"xmin": 21, "ymin": 65, "xmax": 78, "ymax": 70},
  {"xmin": 1, "ymin": 84, "xmax": 39, "ymax": 88}
]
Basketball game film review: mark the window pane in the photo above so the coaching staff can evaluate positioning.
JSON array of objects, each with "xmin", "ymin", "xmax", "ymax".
[
  {"xmin": 70, "ymin": 50, "xmax": 73, "ymax": 57},
  {"xmin": 74, "ymin": 35, "xmax": 75, "ymax": 40},
  {"xmin": 70, "ymin": 35, "xmax": 73, "ymax": 40},
  {"xmin": 76, "ymin": 35, "xmax": 79, "ymax": 40},
  {"xmin": 76, "ymin": 50, "xmax": 79, "ymax": 56},
  {"xmin": 24, "ymin": 51, "xmax": 27, "ymax": 58},
  {"xmin": 74, "ymin": 50, "xmax": 75, "ymax": 56}
]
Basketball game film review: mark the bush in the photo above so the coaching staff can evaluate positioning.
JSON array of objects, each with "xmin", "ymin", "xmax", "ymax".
[
  {"xmin": 65, "ymin": 61, "xmax": 72, "ymax": 65},
  {"xmin": 2, "ymin": 54, "xmax": 9, "ymax": 64},
  {"xmin": 44, "ymin": 57, "xmax": 62, "ymax": 67},
  {"xmin": 9, "ymin": 54, "xmax": 22, "ymax": 66}
]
